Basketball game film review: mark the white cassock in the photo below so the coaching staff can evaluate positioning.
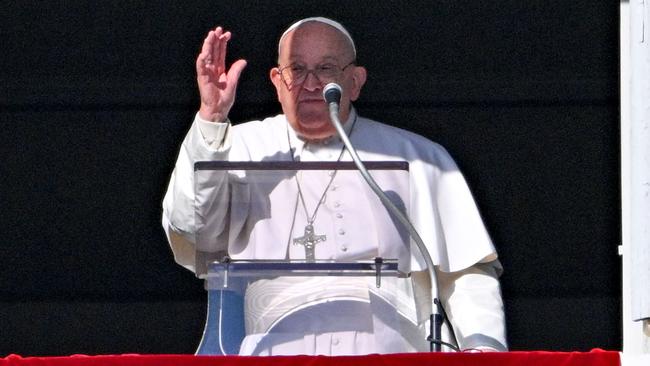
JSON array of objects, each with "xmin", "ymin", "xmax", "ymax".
[{"xmin": 162, "ymin": 109, "xmax": 508, "ymax": 355}]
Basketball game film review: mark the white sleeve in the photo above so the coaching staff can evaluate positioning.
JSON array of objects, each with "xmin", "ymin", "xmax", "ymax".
[
  {"xmin": 437, "ymin": 260, "xmax": 508, "ymax": 351},
  {"xmin": 161, "ymin": 113, "xmax": 233, "ymax": 273}
]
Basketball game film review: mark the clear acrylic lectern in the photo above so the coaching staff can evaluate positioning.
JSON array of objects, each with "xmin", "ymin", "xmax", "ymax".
[{"xmin": 192, "ymin": 161, "xmax": 431, "ymax": 355}]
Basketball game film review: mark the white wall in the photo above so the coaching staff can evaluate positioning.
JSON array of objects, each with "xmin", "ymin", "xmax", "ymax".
[{"xmin": 621, "ymin": 0, "xmax": 650, "ymax": 354}]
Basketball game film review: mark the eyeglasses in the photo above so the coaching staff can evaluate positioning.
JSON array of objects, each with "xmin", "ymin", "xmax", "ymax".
[{"xmin": 278, "ymin": 61, "xmax": 355, "ymax": 89}]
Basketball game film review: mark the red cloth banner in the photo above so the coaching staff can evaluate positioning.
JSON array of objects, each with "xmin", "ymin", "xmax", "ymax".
[{"xmin": 0, "ymin": 351, "xmax": 620, "ymax": 366}]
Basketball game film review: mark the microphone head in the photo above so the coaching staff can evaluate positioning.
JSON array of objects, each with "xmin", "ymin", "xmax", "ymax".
[{"xmin": 323, "ymin": 83, "xmax": 342, "ymax": 104}]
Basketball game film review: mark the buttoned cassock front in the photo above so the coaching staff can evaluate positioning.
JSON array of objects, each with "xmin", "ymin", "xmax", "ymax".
[{"xmin": 162, "ymin": 109, "xmax": 507, "ymax": 354}]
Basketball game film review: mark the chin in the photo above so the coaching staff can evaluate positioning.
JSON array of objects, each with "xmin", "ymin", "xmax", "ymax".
[
  {"xmin": 292, "ymin": 113, "xmax": 331, "ymax": 135},
  {"xmin": 297, "ymin": 123, "xmax": 336, "ymax": 141}
]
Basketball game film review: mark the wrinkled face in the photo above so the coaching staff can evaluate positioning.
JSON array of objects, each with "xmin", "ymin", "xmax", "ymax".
[{"xmin": 270, "ymin": 22, "xmax": 366, "ymax": 141}]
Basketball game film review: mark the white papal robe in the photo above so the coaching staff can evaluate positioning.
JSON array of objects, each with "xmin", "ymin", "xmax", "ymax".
[{"xmin": 162, "ymin": 109, "xmax": 507, "ymax": 354}]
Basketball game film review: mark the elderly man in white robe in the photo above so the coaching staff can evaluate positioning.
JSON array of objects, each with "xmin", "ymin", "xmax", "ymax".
[{"xmin": 162, "ymin": 17, "xmax": 507, "ymax": 355}]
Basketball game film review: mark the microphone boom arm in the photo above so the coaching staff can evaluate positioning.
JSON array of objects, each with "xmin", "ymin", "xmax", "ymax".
[{"xmin": 326, "ymin": 97, "xmax": 444, "ymax": 352}]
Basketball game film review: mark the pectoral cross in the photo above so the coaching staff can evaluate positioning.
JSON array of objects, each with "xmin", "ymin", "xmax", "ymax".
[{"xmin": 293, "ymin": 224, "xmax": 326, "ymax": 262}]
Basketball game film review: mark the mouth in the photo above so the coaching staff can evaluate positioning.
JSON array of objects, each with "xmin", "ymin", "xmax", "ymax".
[{"xmin": 298, "ymin": 98, "xmax": 325, "ymax": 104}]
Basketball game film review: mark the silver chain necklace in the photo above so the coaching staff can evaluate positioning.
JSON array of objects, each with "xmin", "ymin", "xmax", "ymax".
[{"xmin": 287, "ymin": 115, "xmax": 357, "ymax": 261}]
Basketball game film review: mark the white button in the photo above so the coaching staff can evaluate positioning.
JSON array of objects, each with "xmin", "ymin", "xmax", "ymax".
[
  {"xmin": 332, "ymin": 338, "xmax": 340, "ymax": 346},
  {"xmin": 334, "ymin": 201, "xmax": 341, "ymax": 208},
  {"xmin": 328, "ymin": 170, "xmax": 335, "ymax": 176},
  {"xmin": 340, "ymin": 245, "xmax": 348, "ymax": 252},
  {"xmin": 331, "ymin": 185, "xmax": 338, "ymax": 191},
  {"xmin": 336, "ymin": 213, "xmax": 343, "ymax": 219},
  {"xmin": 338, "ymin": 229, "xmax": 346, "ymax": 235}
]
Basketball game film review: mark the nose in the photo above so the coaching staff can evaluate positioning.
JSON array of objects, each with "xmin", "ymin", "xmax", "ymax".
[{"xmin": 301, "ymin": 71, "xmax": 322, "ymax": 92}]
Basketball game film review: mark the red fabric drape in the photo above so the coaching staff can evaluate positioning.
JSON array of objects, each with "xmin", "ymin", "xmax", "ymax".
[{"xmin": 0, "ymin": 351, "xmax": 620, "ymax": 366}]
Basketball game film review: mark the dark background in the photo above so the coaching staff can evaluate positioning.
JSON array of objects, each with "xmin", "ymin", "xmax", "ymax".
[{"xmin": 0, "ymin": 1, "xmax": 620, "ymax": 356}]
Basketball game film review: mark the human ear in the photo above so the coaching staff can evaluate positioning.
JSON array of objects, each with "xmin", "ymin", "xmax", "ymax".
[
  {"xmin": 269, "ymin": 67, "xmax": 283, "ymax": 100},
  {"xmin": 349, "ymin": 66, "xmax": 367, "ymax": 101}
]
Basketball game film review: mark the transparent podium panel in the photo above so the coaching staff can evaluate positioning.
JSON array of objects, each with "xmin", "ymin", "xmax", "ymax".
[{"xmin": 192, "ymin": 161, "xmax": 430, "ymax": 355}]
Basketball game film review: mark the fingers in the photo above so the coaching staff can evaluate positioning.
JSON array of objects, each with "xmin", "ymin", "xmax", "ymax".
[
  {"xmin": 226, "ymin": 59, "xmax": 248, "ymax": 91},
  {"xmin": 216, "ymin": 31, "xmax": 231, "ymax": 73},
  {"xmin": 197, "ymin": 28, "xmax": 215, "ymax": 70},
  {"xmin": 196, "ymin": 27, "xmax": 233, "ymax": 72}
]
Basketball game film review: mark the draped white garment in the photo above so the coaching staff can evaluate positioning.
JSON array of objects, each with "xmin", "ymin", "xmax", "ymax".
[{"xmin": 162, "ymin": 109, "xmax": 507, "ymax": 354}]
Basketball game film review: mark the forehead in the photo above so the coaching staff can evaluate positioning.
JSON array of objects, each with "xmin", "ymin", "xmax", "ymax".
[{"xmin": 279, "ymin": 22, "xmax": 354, "ymax": 62}]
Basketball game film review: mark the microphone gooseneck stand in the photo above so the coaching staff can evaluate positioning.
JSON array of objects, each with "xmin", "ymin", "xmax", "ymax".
[{"xmin": 323, "ymin": 83, "xmax": 444, "ymax": 352}]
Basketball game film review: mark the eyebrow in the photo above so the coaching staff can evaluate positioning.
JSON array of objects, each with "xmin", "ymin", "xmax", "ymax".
[{"xmin": 284, "ymin": 55, "xmax": 342, "ymax": 64}]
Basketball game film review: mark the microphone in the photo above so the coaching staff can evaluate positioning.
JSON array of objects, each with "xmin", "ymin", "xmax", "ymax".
[
  {"xmin": 323, "ymin": 81, "xmax": 444, "ymax": 353},
  {"xmin": 323, "ymin": 83, "xmax": 342, "ymax": 105}
]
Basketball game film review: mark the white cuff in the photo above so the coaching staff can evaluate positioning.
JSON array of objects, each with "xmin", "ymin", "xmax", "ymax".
[{"xmin": 195, "ymin": 113, "xmax": 231, "ymax": 150}]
